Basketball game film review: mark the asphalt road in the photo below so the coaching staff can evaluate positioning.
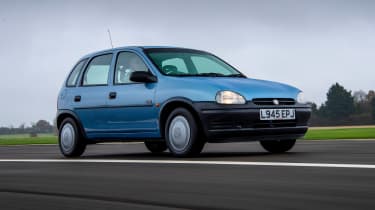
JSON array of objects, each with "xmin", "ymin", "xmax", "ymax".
[{"xmin": 1, "ymin": 140, "xmax": 375, "ymax": 210}]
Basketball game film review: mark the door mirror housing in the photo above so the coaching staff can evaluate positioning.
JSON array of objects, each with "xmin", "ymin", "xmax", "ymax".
[{"xmin": 130, "ymin": 71, "xmax": 157, "ymax": 83}]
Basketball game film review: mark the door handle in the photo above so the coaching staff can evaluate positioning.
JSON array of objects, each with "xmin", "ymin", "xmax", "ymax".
[
  {"xmin": 74, "ymin": 95, "xmax": 81, "ymax": 102},
  {"xmin": 109, "ymin": 92, "xmax": 117, "ymax": 99}
]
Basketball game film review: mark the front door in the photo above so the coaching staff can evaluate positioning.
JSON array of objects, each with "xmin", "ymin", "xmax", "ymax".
[{"xmin": 106, "ymin": 51, "xmax": 159, "ymax": 138}]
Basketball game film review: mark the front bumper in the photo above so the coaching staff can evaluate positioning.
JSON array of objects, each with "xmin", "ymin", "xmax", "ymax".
[{"xmin": 193, "ymin": 102, "xmax": 311, "ymax": 142}]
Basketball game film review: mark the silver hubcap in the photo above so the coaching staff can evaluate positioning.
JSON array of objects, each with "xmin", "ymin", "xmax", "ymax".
[
  {"xmin": 60, "ymin": 123, "xmax": 75, "ymax": 153},
  {"xmin": 168, "ymin": 116, "xmax": 190, "ymax": 152}
]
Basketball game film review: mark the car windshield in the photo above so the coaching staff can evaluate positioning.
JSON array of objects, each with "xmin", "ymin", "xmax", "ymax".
[{"xmin": 145, "ymin": 48, "xmax": 245, "ymax": 77}]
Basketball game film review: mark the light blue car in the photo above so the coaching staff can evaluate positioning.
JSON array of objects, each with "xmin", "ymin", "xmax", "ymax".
[{"xmin": 57, "ymin": 46, "xmax": 311, "ymax": 157}]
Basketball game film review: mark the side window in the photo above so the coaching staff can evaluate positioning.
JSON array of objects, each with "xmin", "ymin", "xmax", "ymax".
[
  {"xmin": 115, "ymin": 52, "xmax": 148, "ymax": 84},
  {"xmin": 66, "ymin": 59, "xmax": 87, "ymax": 87},
  {"xmin": 82, "ymin": 54, "xmax": 113, "ymax": 86},
  {"xmin": 161, "ymin": 58, "xmax": 188, "ymax": 74}
]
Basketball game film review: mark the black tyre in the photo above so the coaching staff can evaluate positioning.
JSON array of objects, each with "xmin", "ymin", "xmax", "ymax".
[
  {"xmin": 165, "ymin": 108, "xmax": 205, "ymax": 157},
  {"xmin": 144, "ymin": 141, "xmax": 167, "ymax": 153},
  {"xmin": 58, "ymin": 118, "xmax": 86, "ymax": 157},
  {"xmin": 260, "ymin": 139, "xmax": 296, "ymax": 153}
]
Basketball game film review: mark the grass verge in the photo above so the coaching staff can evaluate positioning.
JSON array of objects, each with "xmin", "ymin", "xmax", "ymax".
[
  {"xmin": 304, "ymin": 127, "xmax": 375, "ymax": 140},
  {"xmin": 0, "ymin": 134, "xmax": 57, "ymax": 145}
]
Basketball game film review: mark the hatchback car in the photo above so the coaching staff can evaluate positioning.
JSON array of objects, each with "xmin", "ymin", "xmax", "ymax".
[{"xmin": 57, "ymin": 46, "xmax": 311, "ymax": 157}]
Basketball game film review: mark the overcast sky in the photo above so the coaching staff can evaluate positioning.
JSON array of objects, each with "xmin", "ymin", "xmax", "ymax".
[{"xmin": 0, "ymin": 0, "xmax": 374, "ymax": 126}]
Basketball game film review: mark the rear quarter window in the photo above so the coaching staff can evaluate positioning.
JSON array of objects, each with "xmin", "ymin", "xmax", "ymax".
[{"xmin": 66, "ymin": 59, "xmax": 87, "ymax": 87}]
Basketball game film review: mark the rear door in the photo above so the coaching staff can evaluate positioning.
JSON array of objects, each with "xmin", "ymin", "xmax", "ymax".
[{"xmin": 72, "ymin": 53, "xmax": 114, "ymax": 137}]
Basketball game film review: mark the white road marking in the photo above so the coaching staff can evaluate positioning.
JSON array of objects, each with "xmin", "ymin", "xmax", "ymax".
[{"xmin": 0, "ymin": 159, "xmax": 375, "ymax": 169}]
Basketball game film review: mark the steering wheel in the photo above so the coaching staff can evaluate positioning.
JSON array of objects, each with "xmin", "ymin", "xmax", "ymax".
[{"xmin": 163, "ymin": 65, "xmax": 178, "ymax": 74}]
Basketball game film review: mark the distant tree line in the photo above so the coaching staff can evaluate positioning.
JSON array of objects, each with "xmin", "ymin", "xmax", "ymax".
[
  {"xmin": 309, "ymin": 83, "xmax": 375, "ymax": 126},
  {"xmin": 0, "ymin": 120, "xmax": 55, "ymax": 135}
]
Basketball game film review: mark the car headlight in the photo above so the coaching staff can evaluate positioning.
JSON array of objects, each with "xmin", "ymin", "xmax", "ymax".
[
  {"xmin": 216, "ymin": 91, "xmax": 246, "ymax": 104},
  {"xmin": 297, "ymin": 92, "xmax": 306, "ymax": 104}
]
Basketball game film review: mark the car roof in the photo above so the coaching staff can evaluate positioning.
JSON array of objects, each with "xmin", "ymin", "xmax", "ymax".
[{"xmin": 79, "ymin": 46, "xmax": 201, "ymax": 60}]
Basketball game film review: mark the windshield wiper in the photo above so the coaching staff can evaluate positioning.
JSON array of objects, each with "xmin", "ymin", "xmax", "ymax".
[
  {"xmin": 197, "ymin": 73, "xmax": 225, "ymax": 77},
  {"xmin": 226, "ymin": 74, "xmax": 246, "ymax": 78},
  {"xmin": 167, "ymin": 72, "xmax": 246, "ymax": 77},
  {"xmin": 172, "ymin": 72, "xmax": 225, "ymax": 77},
  {"xmin": 196, "ymin": 73, "xmax": 246, "ymax": 78}
]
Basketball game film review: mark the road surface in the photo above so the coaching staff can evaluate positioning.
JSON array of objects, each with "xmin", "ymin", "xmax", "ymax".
[{"xmin": 0, "ymin": 140, "xmax": 375, "ymax": 210}]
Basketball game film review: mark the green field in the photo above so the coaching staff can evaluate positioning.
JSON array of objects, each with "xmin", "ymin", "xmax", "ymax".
[
  {"xmin": 304, "ymin": 127, "xmax": 375, "ymax": 140},
  {"xmin": 0, "ymin": 127, "xmax": 374, "ymax": 145},
  {"xmin": 0, "ymin": 134, "xmax": 57, "ymax": 145}
]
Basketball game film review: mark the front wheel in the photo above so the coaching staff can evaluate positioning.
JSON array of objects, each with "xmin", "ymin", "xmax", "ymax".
[
  {"xmin": 260, "ymin": 139, "xmax": 296, "ymax": 153},
  {"xmin": 58, "ymin": 118, "xmax": 86, "ymax": 157},
  {"xmin": 165, "ymin": 108, "xmax": 205, "ymax": 157}
]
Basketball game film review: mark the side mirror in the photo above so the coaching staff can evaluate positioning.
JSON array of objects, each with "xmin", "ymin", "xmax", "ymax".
[{"xmin": 130, "ymin": 71, "xmax": 157, "ymax": 83}]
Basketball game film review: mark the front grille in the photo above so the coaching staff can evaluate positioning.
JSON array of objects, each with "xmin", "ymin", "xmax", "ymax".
[{"xmin": 252, "ymin": 98, "xmax": 295, "ymax": 106}]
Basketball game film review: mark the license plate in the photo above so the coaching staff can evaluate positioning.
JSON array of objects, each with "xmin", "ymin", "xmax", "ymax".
[{"xmin": 260, "ymin": 109, "xmax": 295, "ymax": 120}]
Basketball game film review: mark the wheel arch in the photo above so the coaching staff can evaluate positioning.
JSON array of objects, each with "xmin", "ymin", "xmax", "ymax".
[
  {"xmin": 56, "ymin": 110, "xmax": 87, "ymax": 139},
  {"xmin": 159, "ymin": 98, "xmax": 204, "ymax": 139}
]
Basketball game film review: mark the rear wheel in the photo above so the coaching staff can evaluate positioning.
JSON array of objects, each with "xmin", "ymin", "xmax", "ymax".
[
  {"xmin": 260, "ymin": 139, "xmax": 296, "ymax": 153},
  {"xmin": 58, "ymin": 118, "xmax": 86, "ymax": 157},
  {"xmin": 165, "ymin": 108, "xmax": 205, "ymax": 157},
  {"xmin": 144, "ymin": 141, "xmax": 167, "ymax": 153}
]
